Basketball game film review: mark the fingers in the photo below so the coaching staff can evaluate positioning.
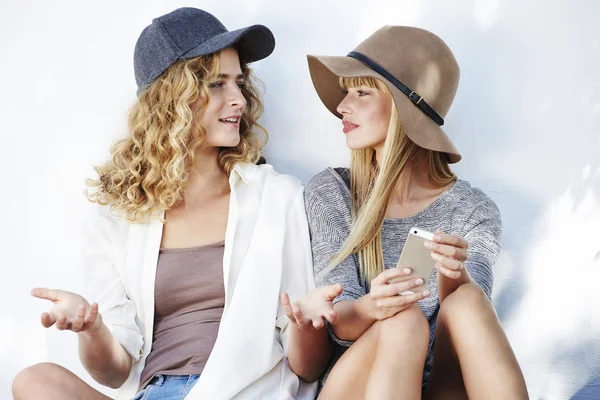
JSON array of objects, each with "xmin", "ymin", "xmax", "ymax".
[
  {"xmin": 425, "ymin": 241, "xmax": 468, "ymax": 262},
  {"xmin": 40, "ymin": 312, "xmax": 56, "ymax": 328},
  {"xmin": 431, "ymin": 231, "xmax": 469, "ymax": 250},
  {"xmin": 324, "ymin": 309, "xmax": 338, "ymax": 325},
  {"xmin": 85, "ymin": 303, "xmax": 100, "ymax": 332},
  {"xmin": 31, "ymin": 288, "xmax": 61, "ymax": 302},
  {"xmin": 311, "ymin": 316, "xmax": 325, "ymax": 329},
  {"xmin": 431, "ymin": 252, "xmax": 464, "ymax": 272},
  {"xmin": 374, "ymin": 289, "xmax": 430, "ymax": 309},
  {"xmin": 281, "ymin": 293, "xmax": 312, "ymax": 328},
  {"xmin": 324, "ymin": 283, "xmax": 343, "ymax": 299},
  {"xmin": 435, "ymin": 263, "xmax": 462, "ymax": 279},
  {"xmin": 388, "ymin": 274, "xmax": 417, "ymax": 285},
  {"xmin": 71, "ymin": 304, "xmax": 86, "ymax": 332},
  {"xmin": 372, "ymin": 278, "xmax": 426, "ymax": 298},
  {"xmin": 55, "ymin": 313, "xmax": 69, "ymax": 330},
  {"xmin": 291, "ymin": 303, "xmax": 312, "ymax": 328},
  {"xmin": 371, "ymin": 267, "xmax": 412, "ymax": 286},
  {"xmin": 281, "ymin": 293, "xmax": 295, "ymax": 321}
]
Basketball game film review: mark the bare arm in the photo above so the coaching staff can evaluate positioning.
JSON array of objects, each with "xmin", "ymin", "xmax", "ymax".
[
  {"xmin": 330, "ymin": 296, "xmax": 376, "ymax": 341},
  {"xmin": 78, "ymin": 323, "xmax": 132, "ymax": 388},
  {"xmin": 286, "ymin": 321, "xmax": 333, "ymax": 382},
  {"xmin": 32, "ymin": 288, "xmax": 133, "ymax": 389},
  {"xmin": 281, "ymin": 284, "xmax": 344, "ymax": 382},
  {"xmin": 331, "ymin": 269, "xmax": 431, "ymax": 341},
  {"xmin": 279, "ymin": 187, "xmax": 339, "ymax": 382}
]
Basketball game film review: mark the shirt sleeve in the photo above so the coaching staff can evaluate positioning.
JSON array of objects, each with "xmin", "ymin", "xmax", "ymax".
[
  {"xmin": 81, "ymin": 203, "xmax": 144, "ymax": 362},
  {"xmin": 304, "ymin": 171, "xmax": 366, "ymax": 347},
  {"xmin": 275, "ymin": 186, "xmax": 316, "ymax": 355},
  {"xmin": 460, "ymin": 200, "xmax": 503, "ymax": 299}
]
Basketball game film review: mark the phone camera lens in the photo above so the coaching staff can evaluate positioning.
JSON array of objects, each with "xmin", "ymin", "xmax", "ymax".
[{"xmin": 413, "ymin": 230, "xmax": 417, "ymax": 234}]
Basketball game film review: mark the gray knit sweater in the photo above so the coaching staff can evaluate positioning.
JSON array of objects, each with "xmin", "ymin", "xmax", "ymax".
[{"xmin": 304, "ymin": 167, "xmax": 502, "ymax": 389}]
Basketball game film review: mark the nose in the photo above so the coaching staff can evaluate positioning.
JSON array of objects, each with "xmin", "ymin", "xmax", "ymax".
[
  {"xmin": 229, "ymin": 85, "xmax": 246, "ymax": 110},
  {"xmin": 336, "ymin": 93, "xmax": 352, "ymax": 115}
]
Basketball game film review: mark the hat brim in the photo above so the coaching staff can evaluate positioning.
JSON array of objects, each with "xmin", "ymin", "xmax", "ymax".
[
  {"xmin": 307, "ymin": 54, "xmax": 461, "ymax": 163},
  {"xmin": 183, "ymin": 24, "xmax": 275, "ymax": 64}
]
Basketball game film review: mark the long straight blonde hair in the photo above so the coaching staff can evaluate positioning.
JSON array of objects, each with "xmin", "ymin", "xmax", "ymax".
[{"xmin": 329, "ymin": 76, "xmax": 456, "ymax": 285}]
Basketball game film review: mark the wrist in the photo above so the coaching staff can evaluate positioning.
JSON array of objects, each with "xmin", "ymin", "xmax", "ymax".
[
  {"xmin": 79, "ymin": 321, "xmax": 107, "ymax": 339},
  {"xmin": 289, "ymin": 319, "xmax": 315, "ymax": 333},
  {"xmin": 356, "ymin": 295, "xmax": 377, "ymax": 322}
]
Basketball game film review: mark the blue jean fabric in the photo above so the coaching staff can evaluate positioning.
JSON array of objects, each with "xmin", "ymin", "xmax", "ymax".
[{"xmin": 131, "ymin": 374, "xmax": 200, "ymax": 400}]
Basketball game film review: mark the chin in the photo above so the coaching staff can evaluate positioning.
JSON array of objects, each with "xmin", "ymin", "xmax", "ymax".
[
  {"xmin": 346, "ymin": 137, "xmax": 372, "ymax": 151},
  {"xmin": 345, "ymin": 132, "xmax": 385, "ymax": 151},
  {"xmin": 226, "ymin": 134, "xmax": 242, "ymax": 147},
  {"xmin": 209, "ymin": 132, "xmax": 242, "ymax": 148}
]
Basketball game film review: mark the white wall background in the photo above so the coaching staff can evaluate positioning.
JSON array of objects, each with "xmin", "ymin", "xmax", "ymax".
[{"xmin": 1, "ymin": 0, "xmax": 598, "ymax": 399}]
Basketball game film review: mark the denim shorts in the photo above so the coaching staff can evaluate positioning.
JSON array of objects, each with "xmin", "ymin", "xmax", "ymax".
[{"xmin": 131, "ymin": 374, "xmax": 200, "ymax": 400}]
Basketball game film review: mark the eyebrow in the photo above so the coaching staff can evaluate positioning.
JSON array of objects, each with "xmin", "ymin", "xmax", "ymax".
[{"xmin": 218, "ymin": 74, "xmax": 245, "ymax": 80}]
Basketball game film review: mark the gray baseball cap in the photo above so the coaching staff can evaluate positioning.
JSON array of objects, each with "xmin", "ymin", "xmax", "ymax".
[{"xmin": 134, "ymin": 7, "xmax": 275, "ymax": 96}]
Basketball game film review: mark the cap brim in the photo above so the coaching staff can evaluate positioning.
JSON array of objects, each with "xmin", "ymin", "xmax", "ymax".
[
  {"xmin": 183, "ymin": 24, "xmax": 275, "ymax": 64},
  {"xmin": 307, "ymin": 54, "xmax": 461, "ymax": 163}
]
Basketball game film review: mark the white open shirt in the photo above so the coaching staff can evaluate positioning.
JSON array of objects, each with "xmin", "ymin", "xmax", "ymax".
[{"xmin": 82, "ymin": 163, "xmax": 317, "ymax": 399}]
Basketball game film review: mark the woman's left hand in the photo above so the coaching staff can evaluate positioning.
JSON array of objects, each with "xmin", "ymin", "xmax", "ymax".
[
  {"xmin": 424, "ymin": 230, "xmax": 469, "ymax": 280},
  {"xmin": 281, "ymin": 284, "xmax": 343, "ymax": 329}
]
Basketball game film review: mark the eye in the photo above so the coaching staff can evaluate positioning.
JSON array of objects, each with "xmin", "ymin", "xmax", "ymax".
[
  {"xmin": 208, "ymin": 81, "xmax": 224, "ymax": 89},
  {"xmin": 342, "ymin": 89, "xmax": 349, "ymax": 94},
  {"xmin": 237, "ymin": 81, "xmax": 246, "ymax": 89},
  {"xmin": 357, "ymin": 90, "xmax": 369, "ymax": 97}
]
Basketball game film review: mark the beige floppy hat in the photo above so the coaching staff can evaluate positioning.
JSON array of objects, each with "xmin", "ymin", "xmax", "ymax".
[{"xmin": 307, "ymin": 26, "xmax": 462, "ymax": 163}]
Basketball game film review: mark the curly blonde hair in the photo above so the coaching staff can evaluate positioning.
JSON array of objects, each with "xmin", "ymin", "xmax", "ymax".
[{"xmin": 86, "ymin": 50, "xmax": 267, "ymax": 223}]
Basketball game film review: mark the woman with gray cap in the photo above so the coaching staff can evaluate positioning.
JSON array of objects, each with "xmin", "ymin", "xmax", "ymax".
[
  {"xmin": 305, "ymin": 27, "xmax": 529, "ymax": 398},
  {"xmin": 12, "ymin": 8, "xmax": 338, "ymax": 400}
]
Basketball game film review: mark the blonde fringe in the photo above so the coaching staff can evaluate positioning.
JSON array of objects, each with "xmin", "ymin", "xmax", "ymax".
[
  {"xmin": 330, "ymin": 76, "xmax": 456, "ymax": 285},
  {"xmin": 85, "ymin": 51, "xmax": 267, "ymax": 223}
]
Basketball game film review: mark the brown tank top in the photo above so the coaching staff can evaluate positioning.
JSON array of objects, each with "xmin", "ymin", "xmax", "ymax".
[{"xmin": 139, "ymin": 240, "xmax": 225, "ymax": 389}]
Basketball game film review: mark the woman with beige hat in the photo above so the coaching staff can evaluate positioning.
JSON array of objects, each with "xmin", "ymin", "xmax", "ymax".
[
  {"xmin": 304, "ymin": 26, "xmax": 529, "ymax": 399},
  {"xmin": 12, "ymin": 7, "xmax": 338, "ymax": 400}
]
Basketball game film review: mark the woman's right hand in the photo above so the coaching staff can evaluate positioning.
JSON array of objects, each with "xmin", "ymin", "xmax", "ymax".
[
  {"xmin": 366, "ymin": 268, "xmax": 430, "ymax": 320},
  {"xmin": 31, "ymin": 288, "xmax": 103, "ymax": 334}
]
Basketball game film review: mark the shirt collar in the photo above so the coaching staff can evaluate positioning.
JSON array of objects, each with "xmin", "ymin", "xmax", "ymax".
[{"xmin": 230, "ymin": 162, "xmax": 253, "ymax": 186}]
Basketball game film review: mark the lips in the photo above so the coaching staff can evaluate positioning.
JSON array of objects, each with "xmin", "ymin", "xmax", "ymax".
[
  {"xmin": 219, "ymin": 115, "xmax": 241, "ymax": 127},
  {"xmin": 342, "ymin": 120, "xmax": 359, "ymax": 134}
]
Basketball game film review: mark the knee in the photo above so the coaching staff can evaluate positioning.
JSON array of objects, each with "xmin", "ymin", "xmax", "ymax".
[
  {"xmin": 440, "ymin": 283, "xmax": 491, "ymax": 321},
  {"xmin": 377, "ymin": 304, "xmax": 430, "ymax": 342},
  {"xmin": 12, "ymin": 363, "xmax": 65, "ymax": 399}
]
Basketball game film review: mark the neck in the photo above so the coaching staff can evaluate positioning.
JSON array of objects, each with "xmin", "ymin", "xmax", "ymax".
[
  {"xmin": 180, "ymin": 146, "xmax": 230, "ymax": 208},
  {"xmin": 387, "ymin": 156, "xmax": 445, "ymax": 206}
]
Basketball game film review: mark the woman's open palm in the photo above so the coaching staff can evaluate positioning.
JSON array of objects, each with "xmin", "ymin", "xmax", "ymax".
[{"xmin": 31, "ymin": 288, "xmax": 102, "ymax": 333}]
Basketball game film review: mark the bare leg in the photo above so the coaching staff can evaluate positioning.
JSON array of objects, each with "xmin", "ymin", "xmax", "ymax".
[
  {"xmin": 424, "ymin": 283, "xmax": 528, "ymax": 400},
  {"xmin": 13, "ymin": 363, "xmax": 112, "ymax": 400},
  {"xmin": 422, "ymin": 304, "xmax": 467, "ymax": 400},
  {"xmin": 320, "ymin": 304, "xmax": 430, "ymax": 400},
  {"xmin": 318, "ymin": 316, "xmax": 380, "ymax": 400}
]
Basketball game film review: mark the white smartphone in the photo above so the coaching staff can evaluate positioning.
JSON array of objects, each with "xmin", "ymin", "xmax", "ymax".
[{"xmin": 396, "ymin": 227, "xmax": 436, "ymax": 295}]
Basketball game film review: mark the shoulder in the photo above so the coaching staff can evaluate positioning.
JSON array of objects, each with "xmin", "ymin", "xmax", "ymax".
[
  {"xmin": 449, "ymin": 180, "xmax": 502, "ymax": 234},
  {"xmin": 305, "ymin": 167, "xmax": 353, "ymax": 227},
  {"xmin": 452, "ymin": 180, "xmax": 500, "ymax": 218},
  {"xmin": 235, "ymin": 162, "xmax": 304, "ymax": 203},
  {"xmin": 306, "ymin": 167, "xmax": 350, "ymax": 201},
  {"xmin": 81, "ymin": 200, "xmax": 134, "ymax": 240},
  {"xmin": 83, "ymin": 200, "xmax": 119, "ymax": 227}
]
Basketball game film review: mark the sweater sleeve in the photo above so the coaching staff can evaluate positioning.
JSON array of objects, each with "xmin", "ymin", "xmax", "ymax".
[
  {"xmin": 305, "ymin": 170, "xmax": 366, "ymax": 347},
  {"xmin": 305, "ymin": 170, "xmax": 366, "ymax": 302},
  {"xmin": 460, "ymin": 199, "xmax": 503, "ymax": 299}
]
